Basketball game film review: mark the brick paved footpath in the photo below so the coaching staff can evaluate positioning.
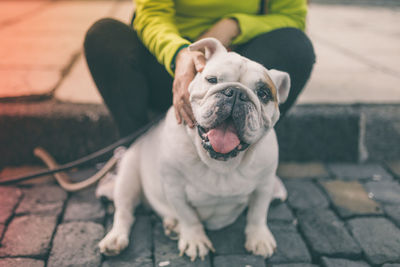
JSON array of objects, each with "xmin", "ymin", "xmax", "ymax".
[{"xmin": 1, "ymin": 161, "xmax": 400, "ymax": 267}]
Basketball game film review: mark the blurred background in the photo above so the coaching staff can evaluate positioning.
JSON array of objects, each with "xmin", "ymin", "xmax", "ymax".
[{"xmin": 0, "ymin": 0, "xmax": 399, "ymax": 166}]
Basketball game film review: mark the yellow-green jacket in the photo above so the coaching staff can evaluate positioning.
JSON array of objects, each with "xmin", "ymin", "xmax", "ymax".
[{"xmin": 133, "ymin": 0, "xmax": 307, "ymax": 76}]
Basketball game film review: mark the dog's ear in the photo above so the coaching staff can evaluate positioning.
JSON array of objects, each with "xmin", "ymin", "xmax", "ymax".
[
  {"xmin": 268, "ymin": 69, "xmax": 291, "ymax": 104},
  {"xmin": 189, "ymin": 38, "xmax": 227, "ymax": 60}
]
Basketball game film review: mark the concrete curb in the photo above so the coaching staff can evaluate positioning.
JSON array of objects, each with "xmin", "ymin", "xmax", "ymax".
[
  {"xmin": 0, "ymin": 100, "xmax": 118, "ymax": 168},
  {"xmin": 0, "ymin": 100, "xmax": 399, "ymax": 167},
  {"xmin": 277, "ymin": 104, "xmax": 400, "ymax": 162}
]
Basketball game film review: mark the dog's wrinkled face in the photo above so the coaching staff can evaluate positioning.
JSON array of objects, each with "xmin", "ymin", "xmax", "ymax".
[{"xmin": 188, "ymin": 38, "xmax": 290, "ymax": 161}]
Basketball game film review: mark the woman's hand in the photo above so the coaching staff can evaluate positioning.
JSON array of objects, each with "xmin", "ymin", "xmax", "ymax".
[
  {"xmin": 197, "ymin": 18, "xmax": 240, "ymax": 48},
  {"xmin": 173, "ymin": 47, "xmax": 206, "ymax": 128},
  {"xmin": 172, "ymin": 18, "xmax": 239, "ymax": 127}
]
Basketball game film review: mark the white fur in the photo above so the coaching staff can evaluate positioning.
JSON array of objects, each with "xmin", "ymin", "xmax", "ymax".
[{"xmin": 98, "ymin": 38, "xmax": 290, "ymax": 260}]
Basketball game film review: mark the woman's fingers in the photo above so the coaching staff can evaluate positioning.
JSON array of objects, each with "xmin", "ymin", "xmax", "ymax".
[
  {"xmin": 179, "ymin": 107, "xmax": 194, "ymax": 128},
  {"xmin": 173, "ymin": 96, "xmax": 195, "ymax": 127}
]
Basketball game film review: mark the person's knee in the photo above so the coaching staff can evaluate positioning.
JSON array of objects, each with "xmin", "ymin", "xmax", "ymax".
[
  {"xmin": 84, "ymin": 18, "xmax": 123, "ymax": 52},
  {"xmin": 284, "ymin": 28, "xmax": 316, "ymax": 69},
  {"xmin": 241, "ymin": 27, "xmax": 315, "ymax": 72},
  {"xmin": 274, "ymin": 28, "xmax": 316, "ymax": 79}
]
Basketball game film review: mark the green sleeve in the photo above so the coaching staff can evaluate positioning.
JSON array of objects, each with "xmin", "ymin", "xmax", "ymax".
[
  {"xmin": 227, "ymin": 0, "xmax": 307, "ymax": 45},
  {"xmin": 133, "ymin": 0, "xmax": 191, "ymax": 76}
]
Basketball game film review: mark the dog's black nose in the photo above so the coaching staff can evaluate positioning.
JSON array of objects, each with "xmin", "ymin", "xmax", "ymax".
[{"xmin": 222, "ymin": 87, "xmax": 249, "ymax": 102}]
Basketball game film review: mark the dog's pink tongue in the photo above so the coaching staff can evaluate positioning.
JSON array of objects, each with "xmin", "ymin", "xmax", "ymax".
[{"xmin": 208, "ymin": 121, "xmax": 240, "ymax": 154}]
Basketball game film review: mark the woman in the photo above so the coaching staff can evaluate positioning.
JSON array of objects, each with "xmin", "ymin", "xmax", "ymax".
[{"xmin": 84, "ymin": 0, "xmax": 315, "ymax": 137}]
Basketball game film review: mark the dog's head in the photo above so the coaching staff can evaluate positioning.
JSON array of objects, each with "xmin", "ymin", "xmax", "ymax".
[{"xmin": 188, "ymin": 38, "xmax": 290, "ymax": 162}]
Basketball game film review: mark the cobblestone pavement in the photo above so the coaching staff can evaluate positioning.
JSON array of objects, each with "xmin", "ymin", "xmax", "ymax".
[{"xmin": 1, "ymin": 161, "xmax": 400, "ymax": 267}]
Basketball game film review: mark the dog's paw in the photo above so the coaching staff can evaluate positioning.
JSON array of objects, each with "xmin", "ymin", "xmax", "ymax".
[
  {"xmin": 99, "ymin": 230, "xmax": 129, "ymax": 256},
  {"xmin": 245, "ymin": 224, "xmax": 276, "ymax": 258},
  {"xmin": 178, "ymin": 224, "xmax": 215, "ymax": 261}
]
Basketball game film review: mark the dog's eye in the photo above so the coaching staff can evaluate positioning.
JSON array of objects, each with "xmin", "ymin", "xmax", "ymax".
[
  {"xmin": 257, "ymin": 89, "xmax": 272, "ymax": 103},
  {"xmin": 206, "ymin": 76, "xmax": 218, "ymax": 84}
]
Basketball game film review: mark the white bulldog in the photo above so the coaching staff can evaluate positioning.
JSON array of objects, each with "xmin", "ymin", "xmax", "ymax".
[{"xmin": 97, "ymin": 38, "xmax": 290, "ymax": 260}]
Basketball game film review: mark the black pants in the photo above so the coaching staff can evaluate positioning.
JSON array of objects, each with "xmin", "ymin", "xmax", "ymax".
[{"xmin": 84, "ymin": 18, "xmax": 315, "ymax": 137}]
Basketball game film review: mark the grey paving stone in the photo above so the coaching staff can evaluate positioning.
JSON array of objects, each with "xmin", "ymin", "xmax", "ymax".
[
  {"xmin": 384, "ymin": 205, "xmax": 400, "ymax": 227},
  {"xmin": 207, "ymin": 213, "xmax": 246, "ymax": 255},
  {"xmin": 104, "ymin": 212, "xmax": 114, "ymax": 233},
  {"xmin": 153, "ymin": 221, "xmax": 211, "ymax": 267},
  {"xmin": 297, "ymin": 209, "xmax": 361, "ymax": 258},
  {"xmin": 272, "ymin": 264, "xmax": 318, "ymax": 267},
  {"xmin": 277, "ymin": 162, "xmax": 329, "ymax": 179},
  {"xmin": 48, "ymin": 221, "xmax": 104, "ymax": 267},
  {"xmin": 267, "ymin": 223, "xmax": 311, "ymax": 264},
  {"xmin": 284, "ymin": 181, "xmax": 329, "ymax": 210},
  {"xmin": 382, "ymin": 264, "xmax": 400, "ymax": 267},
  {"xmin": 320, "ymin": 257, "xmax": 370, "ymax": 267},
  {"xmin": 63, "ymin": 186, "xmax": 105, "ymax": 223},
  {"xmin": 327, "ymin": 163, "xmax": 393, "ymax": 181},
  {"xmin": 321, "ymin": 180, "xmax": 382, "ymax": 218},
  {"xmin": 348, "ymin": 217, "xmax": 400, "ymax": 265},
  {"xmin": 15, "ymin": 184, "xmax": 67, "ymax": 216},
  {"xmin": 0, "ymin": 258, "xmax": 44, "ymax": 267},
  {"xmin": 364, "ymin": 181, "xmax": 400, "ymax": 204},
  {"xmin": 0, "ymin": 214, "xmax": 58, "ymax": 257},
  {"xmin": 0, "ymin": 187, "xmax": 22, "ymax": 224},
  {"xmin": 213, "ymin": 255, "xmax": 265, "ymax": 267},
  {"xmin": 268, "ymin": 202, "xmax": 294, "ymax": 223},
  {"xmin": 102, "ymin": 215, "xmax": 152, "ymax": 267}
]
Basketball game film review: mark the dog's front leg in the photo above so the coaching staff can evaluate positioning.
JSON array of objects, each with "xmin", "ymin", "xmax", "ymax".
[
  {"xmin": 99, "ymin": 149, "xmax": 141, "ymax": 256},
  {"xmin": 163, "ymin": 176, "xmax": 215, "ymax": 261},
  {"xmin": 245, "ymin": 183, "xmax": 276, "ymax": 258}
]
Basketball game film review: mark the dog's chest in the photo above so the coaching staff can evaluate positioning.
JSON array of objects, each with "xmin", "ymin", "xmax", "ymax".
[
  {"xmin": 185, "ymin": 183, "xmax": 249, "ymax": 207},
  {"xmin": 183, "ymin": 167, "xmax": 259, "ymax": 199},
  {"xmin": 184, "ymin": 177, "xmax": 251, "ymax": 230},
  {"xmin": 182, "ymin": 170, "xmax": 259, "ymax": 229}
]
